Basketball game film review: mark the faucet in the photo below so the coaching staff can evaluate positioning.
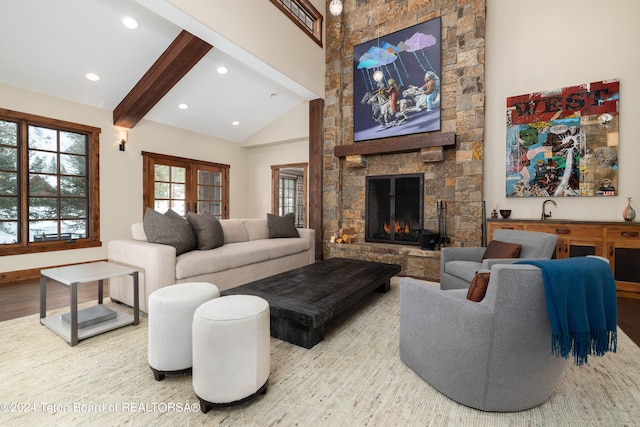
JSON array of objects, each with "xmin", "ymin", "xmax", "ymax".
[{"xmin": 541, "ymin": 199, "xmax": 557, "ymax": 220}]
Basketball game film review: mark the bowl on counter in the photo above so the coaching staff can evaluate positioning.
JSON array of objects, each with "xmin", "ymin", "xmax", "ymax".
[{"xmin": 499, "ymin": 209, "xmax": 511, "ymax": 219}]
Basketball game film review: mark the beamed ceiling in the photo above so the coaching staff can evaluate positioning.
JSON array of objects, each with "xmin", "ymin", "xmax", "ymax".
[{"xmin": 0, "ymin": 0, "xmax": 315, "ymax": 143}]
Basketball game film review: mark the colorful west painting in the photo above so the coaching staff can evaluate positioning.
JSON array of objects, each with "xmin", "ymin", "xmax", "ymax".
[{"xmin": 505, "ymin": 79, "xmax": 619, "ymax": 197}]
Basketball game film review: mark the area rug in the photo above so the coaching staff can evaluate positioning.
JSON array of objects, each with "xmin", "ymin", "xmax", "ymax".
[{"xmin": 1, "ymin": 278, "xmax": 639, "ymax": 426}]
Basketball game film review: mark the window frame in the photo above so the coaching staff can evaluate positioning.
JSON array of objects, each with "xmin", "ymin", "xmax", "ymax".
[
  {"xmin": 0, "ymin": 108, "xmax": 101, "ymax": 255},
  {"xmin": 279, "ymin": 176, "xmax": 297, "ymax": 216},
  {"xmin": 142, "ymin": 151, "xmax": 230, "ymax": 219},
  {"xmin": 269, "ymin": 0, "xmax": 323, "ymax": 47},
  {"xmin": 271, "ymin": 162, "xmax": 307, "ymax": 228}
]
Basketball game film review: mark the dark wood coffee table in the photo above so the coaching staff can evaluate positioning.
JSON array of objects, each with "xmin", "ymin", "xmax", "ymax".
[{"xmin": 221, "ymin": 258, "xmax": 401, "ymax": 348}]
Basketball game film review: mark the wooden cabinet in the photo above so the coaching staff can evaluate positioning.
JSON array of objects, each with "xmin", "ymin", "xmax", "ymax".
[
  {"xmin": 487, "ymin": 220, "xmax": 640, "ymax": 296},
  {"xmin": 605, "ymin": 226, "xmax": 640, "ymax": 295},
  {"xmin": 524, "ymin": 222, "xmax": 604, "ymax": 258}
]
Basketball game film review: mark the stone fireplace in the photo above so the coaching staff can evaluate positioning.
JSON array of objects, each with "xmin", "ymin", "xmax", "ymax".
[
  {"xmin": 322, "ymin": 1, "xmax": 486, "ymax": 281},
  {"xmin": 365, "ymin": 174, "xmax": 423, "ymax": 246}
]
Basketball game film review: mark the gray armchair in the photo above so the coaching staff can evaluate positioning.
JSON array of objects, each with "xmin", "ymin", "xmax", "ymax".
[
  {"xmin": 440, "ymin": 229, "xmax": 557, "ymax": 290},
  {"xmin": 399, "ymin": 263, "xmax": 569, "ymax": 412}
]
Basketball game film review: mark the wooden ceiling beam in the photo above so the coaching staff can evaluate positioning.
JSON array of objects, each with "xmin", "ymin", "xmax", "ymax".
[{"xmin": 113, "ymin": 30, "xmax": 212, "ymax": 129}]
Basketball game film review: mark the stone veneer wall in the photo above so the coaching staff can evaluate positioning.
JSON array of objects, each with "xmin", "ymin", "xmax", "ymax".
[{"xmin": 323, "ymin": 0, "xmax": 486, "ymax": 280}]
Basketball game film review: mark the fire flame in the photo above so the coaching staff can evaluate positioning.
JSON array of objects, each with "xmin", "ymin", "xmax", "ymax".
[{"xmin": 383, "ymin": 221, "xmax": 410, "ymax": 234}]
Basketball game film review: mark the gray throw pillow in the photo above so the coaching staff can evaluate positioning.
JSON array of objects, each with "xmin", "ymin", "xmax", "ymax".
[
  {"xmin": 143, "ymin": 208, "xmax": 197, "ymax": 255},
  {"xmin": 187, "ymin": 212, "xmax": 224, "ymax": 250},
  {"xmin": 267, "ymin": 212, "xmax": 299, "ymax": 238}
]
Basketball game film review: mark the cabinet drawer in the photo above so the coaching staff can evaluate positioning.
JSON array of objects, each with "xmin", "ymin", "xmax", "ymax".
[
  {"xmin": 527, "ymin": 223, "xmax": 603, "ymax": 238},
  {"xmin": 486, "ymin": 222, "xmax": 524, "ymax": 242},
  {"xmin": 606, "ymin": 226, "xmax": 640, "ymax": 241},
  {"xmin": 524, "ymin": 224, "xmax": 559, "ymax": 234},
  {"xmin": 489, "ymin": 223, "xmax": 525, "ymax": 231}
]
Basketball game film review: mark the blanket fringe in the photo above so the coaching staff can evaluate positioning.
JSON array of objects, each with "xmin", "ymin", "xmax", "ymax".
[{"xmin": 552, "ymin": 329, "xmax": 617, "ymax": 366}]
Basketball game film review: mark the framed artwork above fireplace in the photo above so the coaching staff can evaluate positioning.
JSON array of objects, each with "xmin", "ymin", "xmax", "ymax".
[{"xmin": 353, "ymin": 18, "xmax": 441, "ymax": 143}]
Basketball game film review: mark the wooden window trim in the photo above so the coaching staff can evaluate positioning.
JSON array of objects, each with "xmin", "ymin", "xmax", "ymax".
[
  {"xmin": 142, "ymin": 151, "xmax": 230, "ymax": 218},
  {"xmin": 269, "ymin": 0, "xmax": 323, "ymax": 47},
  {"xmin": 0, "ymin": 108, "xmax": 101, "ymax": 256},
  {"xmin": 271, "ymin": 162, "xmax": 307, "ymax": 227}
]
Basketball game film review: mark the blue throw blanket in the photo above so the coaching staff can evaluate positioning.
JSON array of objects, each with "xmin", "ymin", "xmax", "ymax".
[{"xmin": 517, "ymin": 257, "xmax": 617, "ymax": 365}]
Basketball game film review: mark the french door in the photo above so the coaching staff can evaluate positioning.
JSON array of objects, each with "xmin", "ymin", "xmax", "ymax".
[
  {"xmin": 271, "ymin": 163, "xmax": 307, "ymax": 227},
  {"xmin": 142, "ymin": 152, "xmax": 229, "ymax": 219}
]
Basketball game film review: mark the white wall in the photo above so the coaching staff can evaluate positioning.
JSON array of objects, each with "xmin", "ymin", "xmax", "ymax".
[
  {"xmin": 242, "ymin": 101, "xmax": 310, "ymax": 148},
  {"xmin": 243, "ymin": 102, "xmax": 310, "ymax": 218},
  {"xmin": 485, "ymin": 0, "xmax": 640, "ymax": 221},
  {"xmin": 166, "ymin": 0, "xmax": 325, "ymax": 98},
  {"xmin": 244, "ymin": 140, "xmax": 310, "ymax": 219},
  {"xmin": 0, "ymin": 83, "xmax": 248, "ymax": 272}
]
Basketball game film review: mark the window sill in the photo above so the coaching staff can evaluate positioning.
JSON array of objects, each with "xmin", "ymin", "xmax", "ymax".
[{"xmin": 0, "ymin": 240, "xmax": 102, "ymax": 256}]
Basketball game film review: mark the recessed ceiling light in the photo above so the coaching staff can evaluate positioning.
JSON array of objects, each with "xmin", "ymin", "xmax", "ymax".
[
  {"xmin": 178, "ymin": 103, "xmax": 189, "ymax": 110},
  {"xmin": 122, "ymin": 16, "xmax": 139, "ymax": 30},
  {"xmin": 217, "ymin": 66, "xmax": 228, "ymax": 74},
  {"xmin": 85, "ymin": 73, "xmax": 100, "ymax": 82},
  {"xmin": 232, "ymin": 121, "xmax": 240, "ymax": 126}
]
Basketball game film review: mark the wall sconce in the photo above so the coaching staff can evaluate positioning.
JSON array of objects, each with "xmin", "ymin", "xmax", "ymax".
[
  {"xmin": 119, "ymin": 130, "xmax": 128, "ymax": 151},
  {"xmin": 329, "ymin": 0, "xmax": 343, "ymax": 16}
]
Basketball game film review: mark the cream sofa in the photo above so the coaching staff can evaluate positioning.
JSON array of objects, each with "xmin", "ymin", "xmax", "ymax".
[{"xmin": 108, "ymin": 218, "xmax": 315, "ymax": 312}]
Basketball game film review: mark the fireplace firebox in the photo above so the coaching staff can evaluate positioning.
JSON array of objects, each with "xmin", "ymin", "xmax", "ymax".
[{"xmin": 365, "ymin": 174, "xmax": 424, "ymax": 245}]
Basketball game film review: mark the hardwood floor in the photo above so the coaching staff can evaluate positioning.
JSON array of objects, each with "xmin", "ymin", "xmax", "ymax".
[
  {"xmin": 0, "ymin": 278, "xmax": 108, "ymax": 322},
  {"xmin": 1, "ymin": 278, "xmax": 639, "ymax": 348},
  {"xmin": 616, "ymin": 296, "xmax": 640, "ymax": 347}
]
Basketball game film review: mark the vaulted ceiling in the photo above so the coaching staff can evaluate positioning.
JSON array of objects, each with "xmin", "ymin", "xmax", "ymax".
[{"xmin": 0, "ymin": 0, "xmax": 315, "ymax": 143}]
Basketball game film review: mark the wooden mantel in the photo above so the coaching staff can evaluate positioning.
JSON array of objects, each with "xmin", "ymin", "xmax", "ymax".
[{"xmin": 333, "ymin": 132, "xmax": 455, "ymax": 157}]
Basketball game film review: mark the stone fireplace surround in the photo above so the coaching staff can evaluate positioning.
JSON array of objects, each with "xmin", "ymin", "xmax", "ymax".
[{"xmin": 322, "ymin": 1, "xmax": 486, "ymax": 281}]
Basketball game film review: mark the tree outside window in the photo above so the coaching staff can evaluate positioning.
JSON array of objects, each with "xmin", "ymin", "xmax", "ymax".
[
  {"xmin": 142, "ymin": 152, "xmax": 229, "ymax": 219},
  {"xmin": 0, "ymin": 108, "xmax": 100, "ymax": 255}
]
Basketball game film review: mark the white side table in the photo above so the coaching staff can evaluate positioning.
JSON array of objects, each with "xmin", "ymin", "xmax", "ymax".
[{"xmin": 40, "ymin": 261, "xmax": 139, "ymax": 346}]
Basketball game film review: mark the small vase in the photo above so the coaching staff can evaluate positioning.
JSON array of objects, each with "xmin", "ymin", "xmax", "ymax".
[{"xmin": 623, "ymin": 197, "xmax": 636, "ymax": 222}]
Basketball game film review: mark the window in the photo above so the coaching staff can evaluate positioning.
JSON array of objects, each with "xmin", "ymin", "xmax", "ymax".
[
  {"xmin": 0, "ymin": 108, "xmax": 101, "ymax": 255},
  {"xmin": 279, "ymin": 176, "xmax": 296, "ymax": 215},
  {"xmin": 142, "ymin": 152, "xmax": 229, "ymax": 219},
  {"xmin": 270, "ymin": 0, "xmax": 323, "ymax": 47},
  {"xmin": 272, "ymin": 163, "xmax": 307, "ymax": 228}
]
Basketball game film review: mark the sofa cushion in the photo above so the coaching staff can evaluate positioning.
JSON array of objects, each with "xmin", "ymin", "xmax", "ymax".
[
  {"xmin": 243, "ymin": 219, "xmax": 269, "ymax": 241},
  {"xmin": 482, "ymin": 240, "xmax": 522, "ymax": 260},
  {"xmin": 267, "ymin": 213, "xmax": 299, "ymax": 238},
  {"xmin": 175, "ymin": 237, "xmax": 311, "ymax": 279},
  {"xmin": 467, "ymin": 271, "xmax": 491, "ymax": 302},
  {"xmin": 187, "ymin": 212, "xmax": 224, "ymax": 250},
  {"xmin": 254, "ymin": 237, "xmax": 310, "ymax": 260},
  {"xmin": 143, "ymin": 208, "xmax": 197, "ymax": 255},
  {"xmin": 131, "ymin": 222, "xmax": 147, "ymax": 241},
  {"xmin": 219, "ymin": 219, "xmax": 249, "ymax": 243}
]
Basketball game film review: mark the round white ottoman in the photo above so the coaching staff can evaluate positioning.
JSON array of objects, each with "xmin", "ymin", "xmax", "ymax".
[
  {"xmin": 192, "ymin": 295, "xmax": 270, "ymax": 412},
  {"xmin": 148, "ymin": 282, "xmax": 220, "ymax": 381}
]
